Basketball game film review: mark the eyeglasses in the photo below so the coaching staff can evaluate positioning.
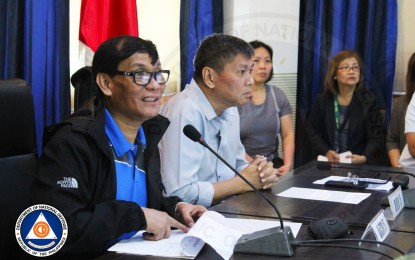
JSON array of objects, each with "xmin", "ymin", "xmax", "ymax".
[
  {"xmin": 337, "ymin": 65, "xmax": 360, "ymax": 72},
  {"xmin": 113, "ymin": 70, "xmax": 170, "ymax": 86}
]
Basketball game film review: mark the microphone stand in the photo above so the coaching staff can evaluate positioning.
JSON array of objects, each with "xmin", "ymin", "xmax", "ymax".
[{"xmin": 196, "ymin": 138, "xmax": 294, "ymax": 256}]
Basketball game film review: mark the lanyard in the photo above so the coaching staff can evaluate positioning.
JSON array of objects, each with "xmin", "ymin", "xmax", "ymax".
[{"xmin": 334, "ymin": 95, "xmax": 340, "ymax": 129}]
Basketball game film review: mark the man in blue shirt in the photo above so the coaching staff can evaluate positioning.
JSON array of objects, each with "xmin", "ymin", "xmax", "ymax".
[{"xmin": 31, "ymin": 36, "xmax": 206, "ymax": 257}]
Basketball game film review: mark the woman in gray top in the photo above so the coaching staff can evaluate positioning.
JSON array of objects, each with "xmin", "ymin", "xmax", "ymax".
[
  {"xmin": 387, "ymin": 52, "xmax": 415, "ymax": 167},
  {"xmin": 238, "ymin": 40, "xmax": 294, "ymax": 175}
]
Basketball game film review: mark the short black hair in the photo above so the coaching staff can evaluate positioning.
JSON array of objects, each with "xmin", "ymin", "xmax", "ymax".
[
  {"xmin": 193, "ymin": 33, "xmax": 253, "ymax": 81},
  {"xmin": 92, "ymin": 35, "xmax": 159, "ymax": 80}
]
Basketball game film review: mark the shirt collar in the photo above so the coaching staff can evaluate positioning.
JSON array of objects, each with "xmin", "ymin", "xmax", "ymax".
[
  {"xmin": 189, "ymin": 78, "xmax": 234, "ymax": 123},
  {"xmin": 104, "ymin": 108, "xmax": 146, "ymax": 157}
]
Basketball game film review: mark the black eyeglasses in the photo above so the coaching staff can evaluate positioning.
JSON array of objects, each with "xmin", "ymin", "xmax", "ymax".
[
  {"xmin": 337, "ymin": 65, "xmax": 360, "ymax": 72},
  {"xmin": 113, "ymin": 70, "xmax": 170, "ymax": 86}
]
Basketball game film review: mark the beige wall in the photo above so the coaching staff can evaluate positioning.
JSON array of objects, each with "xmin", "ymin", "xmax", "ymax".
[{"xmin": 393, "ymin": 0, "xmax": 415, "ymax": 94}]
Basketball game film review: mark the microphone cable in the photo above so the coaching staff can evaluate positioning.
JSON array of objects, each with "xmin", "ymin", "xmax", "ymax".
[
  {"xmin": 292, "ymin": 238, "xmax": 405, "ymax": 259},
  {"xmin": 292, "ymin": 243, "xmax": 394, "ymax": 259}
]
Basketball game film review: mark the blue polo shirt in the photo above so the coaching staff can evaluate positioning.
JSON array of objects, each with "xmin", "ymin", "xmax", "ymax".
[{"xmin": 105, "ymin": 109, "xmax": 147, "ymax": 242}]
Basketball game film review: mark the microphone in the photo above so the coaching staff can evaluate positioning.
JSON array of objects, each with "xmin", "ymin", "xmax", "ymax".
[
  {"xmin": 317, "ymin": 161, "xmax": 357, "ymax": 171},
  {"xmin": 183, "ymin": 124, "xmax": 294, "ymax": 256}
]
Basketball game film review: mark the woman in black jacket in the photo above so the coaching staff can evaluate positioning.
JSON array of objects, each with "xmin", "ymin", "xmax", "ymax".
[{"xmin": 306, "ymin": 50, "xmax": 386, "ymax": 165}]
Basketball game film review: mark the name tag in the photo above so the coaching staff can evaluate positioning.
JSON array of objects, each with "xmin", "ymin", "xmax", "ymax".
[
  {"xmin": 388, "ymin": 185, "xmax": 405, "ymax": 219},
  {"xmin": 360, "ymin": 209, "xmax": 390, "ymax": 244}
]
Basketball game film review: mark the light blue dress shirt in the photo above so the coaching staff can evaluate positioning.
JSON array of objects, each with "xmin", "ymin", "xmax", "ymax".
[{"xmin": 159, "ymin": 79, "xmax": 249, "ymax": 207}]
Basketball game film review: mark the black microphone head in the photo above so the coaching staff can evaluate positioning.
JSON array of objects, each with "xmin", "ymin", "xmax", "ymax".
[
  {"xmin": 317, "ymin": 161, "xmax": 333, "ymax": 170},
  {"xmin": 183, "ymin": 125, "xmax": 202, "ymax": 142},
  {"xmin": 393, "ymin": 175, "xmax": 409, "ymax": 189}
]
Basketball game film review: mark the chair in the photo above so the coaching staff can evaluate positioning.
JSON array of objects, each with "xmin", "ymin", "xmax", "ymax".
[
  {"xmin": 0, "ymin": 79, "xmax": 38, "ymax": 258},
  {"xmin": 71, "ymin": 66, "xmax": 97, "ymax": 111}
]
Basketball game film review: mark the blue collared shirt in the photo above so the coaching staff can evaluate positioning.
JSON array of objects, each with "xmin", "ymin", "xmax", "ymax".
[{"xmin": 105, "ymin": 109, "xmax": 147, "ymax": 241}]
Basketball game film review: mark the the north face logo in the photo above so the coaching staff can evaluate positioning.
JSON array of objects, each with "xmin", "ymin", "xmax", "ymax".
[{"xmin": 57, "ymin": 177, "xmax": 78, "ymax": 188}]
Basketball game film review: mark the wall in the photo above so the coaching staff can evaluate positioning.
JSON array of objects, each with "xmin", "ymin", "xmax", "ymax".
[
  {"xmin": 393, "ymin": 0, "xmax": 415, "ymax": 95},
  {"xmin": 70, "ymin": 0, "xmax": 414, "ymax": 106}
]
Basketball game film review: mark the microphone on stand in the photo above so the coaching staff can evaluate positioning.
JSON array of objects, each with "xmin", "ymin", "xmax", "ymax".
[{"xmin": 183, "ymin": 124, "xmax": 294, "ymax": 256}]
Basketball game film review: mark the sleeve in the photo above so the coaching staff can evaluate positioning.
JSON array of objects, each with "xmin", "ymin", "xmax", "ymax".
[
  {"xmin": 305, "ymin": 94, "xmax": 332, "ymax": 156},
  {"xmin": 274, "ymin": 87, "xmax": 292, "ymax": 116},
  {"xmin": 159, "ymin": 107, "xmax": 214, "ymax": 207},
  {"xmin": 31, "ymin": 129, "xmax": 146, "ymax": 255},
  {"xmin": 387, "ymin": 98, "xmax": 403, "ymax": 151},
  {"xmin": 406, "ymin": 93, "xmax": 415, "ymax": 133}
]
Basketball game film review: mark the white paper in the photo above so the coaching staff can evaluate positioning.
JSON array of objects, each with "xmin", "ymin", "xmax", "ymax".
[
  {"xmin": 317, "ymin": 151, "xmax": 352, "ymax": 163},
  {"xmin": 276, "ymin": 187, "xmax": 371, "ymax": 204},
  {"xmin": 313, "ymin": 176, "xmax": 393, "ymax": 191},
  {"xmin": 108, "ymin": 211, "xmax": 302, "ymax": 260}
]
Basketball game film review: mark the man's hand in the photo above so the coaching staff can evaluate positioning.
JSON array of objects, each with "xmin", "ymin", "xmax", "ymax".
[
  {"xmin": 175, "ymin": 202, "xmax": 207, "ymax": 228},
  {"xmin": 240, "ymin": 156, "xmax": 278, "ymax": 191},
  {"xmin": 141, "ymin": 208, "xmax": 189, "ymax": 241},
  {"xmin": 256, "ymin": 158, "xmax": 278, "ymax": 189}
]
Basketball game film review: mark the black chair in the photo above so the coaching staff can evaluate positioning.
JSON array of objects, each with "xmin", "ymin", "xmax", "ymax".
[
  {"xmin": 0, "ymin": 79, "xmax": 38, "ymax": 258},
  {"xmin": 71, "ymin": 66, "xmax": 97, "ymax": 111}
]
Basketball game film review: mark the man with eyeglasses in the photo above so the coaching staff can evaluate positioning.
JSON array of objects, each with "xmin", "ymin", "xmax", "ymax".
[
  {"xmin": 159, "ymin": 33, "xmax": 279, "ymax": 208},
  {"xmin": 31, "ymin": 35, "xmax": 206, "ymax": 257}
]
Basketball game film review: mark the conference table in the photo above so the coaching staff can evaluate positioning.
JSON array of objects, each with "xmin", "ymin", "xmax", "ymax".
[
  {"xmin": 211, "ymin": 161, "xmax": 415, "ymax": 232},
  {"xmin": 102, "ymin": 161, "xmax": 415, "ymax": 259}
]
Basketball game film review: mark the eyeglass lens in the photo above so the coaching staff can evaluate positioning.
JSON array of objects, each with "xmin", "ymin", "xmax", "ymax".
[
  {"xmin": 339, "ymin": 65, "xmax": 360, "ymax": 72},
  {"xmin": 134, "ymin": 71, "xmax": 169, "ymax": 85}
]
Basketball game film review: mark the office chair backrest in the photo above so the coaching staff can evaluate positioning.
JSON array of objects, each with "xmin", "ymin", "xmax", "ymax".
[
  {"xmin": 0, "ymin": 79, "xmax": 38, "ymax": 257},
  {"xmin": 71, "ymin": 66, "xmax": 97, "ymax": 111}
]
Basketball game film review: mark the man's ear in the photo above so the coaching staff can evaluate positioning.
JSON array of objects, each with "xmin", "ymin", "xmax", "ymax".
[
  {"xmin": 96, "ymin": 72, "xmax": 112, "ymax": 96},
  {"xmin": 201, "ymin": 67, "xmax": 216, "ymax": 89}
]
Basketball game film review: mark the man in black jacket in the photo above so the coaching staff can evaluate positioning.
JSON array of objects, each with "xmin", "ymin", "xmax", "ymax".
[{"xmin": 31, "ymin": 35, "xmax": 206, "ymax": 257}]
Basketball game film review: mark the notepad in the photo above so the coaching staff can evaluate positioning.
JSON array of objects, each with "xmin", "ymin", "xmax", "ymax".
[{"xmin": 317, "ymin": 151, "xmax": 352, "ymax": 163}]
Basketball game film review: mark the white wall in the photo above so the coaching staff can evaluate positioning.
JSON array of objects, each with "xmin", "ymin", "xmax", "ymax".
[
  {"xmin": 136, "ymin": 0, "xmax": 180, "ymax": 95},
  {"xmin": 393, "ymin": 0, "xmax": 415, "ymax": 94},
  {"xmin": 223, "ymin": 0, "xmax": 299, "ymax": 74}
]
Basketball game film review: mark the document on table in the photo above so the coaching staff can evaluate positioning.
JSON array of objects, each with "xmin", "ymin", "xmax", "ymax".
[
  {"xmin": 108, "ymin": 210, "xmax": 302, "ymax": 260},
  {"xmin": 317, "ymin": 151, "xmax": 352, "ymax": 163},
  {"xmin": 276, "ymin": 187, "xmax": 371, "ymax": 204},
  {"xmin": 313, "ymin": 176, "xmax": 394, "ymax": 191}
]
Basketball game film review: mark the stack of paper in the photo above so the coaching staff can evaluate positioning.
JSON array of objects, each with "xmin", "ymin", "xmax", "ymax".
[{"xmin": 108, "ymin": 211, "xmax": 302, "ymax": 260}]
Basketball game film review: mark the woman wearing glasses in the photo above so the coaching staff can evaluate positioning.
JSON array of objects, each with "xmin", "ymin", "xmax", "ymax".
[{"xmin": 306, "ymin": 50, "xmax": 386, "ymax": 165}]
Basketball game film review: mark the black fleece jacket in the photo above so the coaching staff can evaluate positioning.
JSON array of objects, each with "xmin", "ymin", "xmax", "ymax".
[{"xmin": 31, "ymin": 98, "xmax": 181, "ymax": 257}]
